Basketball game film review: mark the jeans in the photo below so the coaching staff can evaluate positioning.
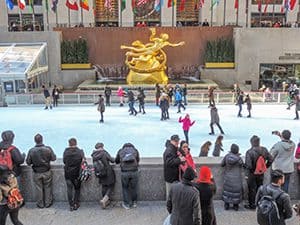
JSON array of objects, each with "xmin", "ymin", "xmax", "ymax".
[
  {"xmin": 0, "ymin": 205, "xmax": 23, "ymax": 225},
  {"xmin": 101, "ymin": 184, "xmax": 114, "ymax": 198},
  {"xmin": 128, "ymin": 101, "xmax": 137, "ymax": 115},
  {"xmin": 121, "ymin": 171, "xmax": 138, "ymax": 206},
  {"xmin": 33, "ymin": 170, "xmax": 53, "ymax": 207},
  {"xmin": 183, "ymin": 130, "xmax": 189, "ymax": 144},
  {"xmin": 183, "ymin": 95, "xmax": 187, "ymax": 105},
  {"xmin": 282, "ymin": 173, "xmax": 291, "ymax": 193},
  {"xmin": 177, "ymin": 100, "xmax": 185, "ymax": 112},
  {"xmin": 238, "ymin": 104, "xmax": 242, "ymax": 116},
  {"xmin": 105, "ymin": 96, "xmax": 110, "ymax": 106},
  {"xmin": 66, "ymin": 179, "xmax": 81, "ymax": 206},
  {"xmin": 247, "ymin": 174, "xmax": 264, "ymax": 207},
  {"xmin": 53, "ymin": 97, "xmax": 58, "ymax": 107}
]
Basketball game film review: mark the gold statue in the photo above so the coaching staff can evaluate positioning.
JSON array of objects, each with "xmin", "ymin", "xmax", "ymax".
[{"xmin": 121, "ymin": 28, "xmax": 185, "ymax": 85}]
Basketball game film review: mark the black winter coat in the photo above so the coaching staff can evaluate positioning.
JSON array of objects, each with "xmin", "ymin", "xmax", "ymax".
[
  {"xmin": 63, "ymin": 147, "xmax": 84, "ymax": 180},
  {"xmin": 163, "ymin": 142, "xmax": 182, "ymax": 183},
  {"xmin": 221, "ymin": 152, "xmax": 244, "ymax": 204},
  {"xmin": 167, "ymin": 180, "xmax": 201, "ymax": 225},
  {"xmin": 91, "ymin": 149, "xmax": 115, "ymax": 186},
  {"xmin": 193, "ymin": 181, "xmax": 217, "ymax": 225}
]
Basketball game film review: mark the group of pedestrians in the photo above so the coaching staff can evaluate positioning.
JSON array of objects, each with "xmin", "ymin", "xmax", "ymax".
[{"xmin": 163, "ymin": 129, "xmax": 298, "ymax": 225}]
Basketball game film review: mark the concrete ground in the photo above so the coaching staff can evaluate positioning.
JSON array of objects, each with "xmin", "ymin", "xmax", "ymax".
[{"xmin": 7, "ymin": 201, "xmax": 299, "ymax": 225}]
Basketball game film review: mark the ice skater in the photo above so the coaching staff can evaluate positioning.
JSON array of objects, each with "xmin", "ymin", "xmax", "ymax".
[
  {"xmin": 178, "ymin": 114, "xmax": 195, "ymax": 144},
  {"xmin": 137, "ymin": 87, "xmax": 146, "ymax": 114},
  {"xmin": 209, "ymin": 104, "xmax": 225, "ymax": 135},
  {"xmin": 237, "ymin": 91, "xmax": 244, "ymax": 117},
  {"xmin": 117, "ymin": 86, "xmax": 125, "ymax": 107},
  {"xmin": 104, "ymin": 84, "xmax": 112, "ymax": 106},
  {"xmin": 155, "ymin": 83, "xmax": 161, "ymax": 106},
  {"xmin": 208, "ymin": 86, "xmax": 216, "ymax": 107},
  {"xmin": 244, "ymin": 93, "xmax": 252, "ymax": 118},
  {"xmin": 127, "ymin": 90, "xmax": 137, "ymax": 116},
  {"xmin": 175, "ymin": 88, "xmax": 185, "ymax": 113},
  {"xmin": 159, "ymin": 93, "xmax": 169, "ymax": 120},
  {"xmin": 95, "ymin": 94, "xmax": 105, "ymax": 123},
  {"xmin": 42, "ymin": 85, "xmax": 53, "ymax": 110},
  {"xmin": 182, "ymin": 83, "xmax": 188, "ymax": 105},
  {"xmin": 52, "ymin": 85, "xmax": 60, "ymax": 107},
  {"xmin": 294, "ymin": 90, "xmax": 300, "ymax": 120}
]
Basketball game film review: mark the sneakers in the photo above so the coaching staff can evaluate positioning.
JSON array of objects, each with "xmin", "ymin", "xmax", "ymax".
[
  {"xmin": 132, "ymin": 201, "xmax": 137, "ymax": 208},
  {"xmin": 233, "ymin": 204, "xmax": 239, "ymax": 211},
  {"xmin": 209, "ymin": 132, "xmax": 215, "ymax": 135},
  {"xmin": 122, "ymin": 202, "xmax": 131, "ymax": 210},
  {"xmin": 224, "ymin": 203, "xmax": 229, "ymax": 210}
]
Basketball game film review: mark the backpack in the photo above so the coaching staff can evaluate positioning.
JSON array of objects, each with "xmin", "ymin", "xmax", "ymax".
[
  {"xmin": 257, "ymin": 186, "xmax": 284, "ymax": 225},
  {"xmin": 7, "ymin": 187, "xmax": 24, "ymax": 209},
  {"xmin": 121, "ymin": 147, "xmax": 136, "ymax": 163},
  {"xmin": 93, "ymin": 159, "xmax": 107, "ymax": 178},
  {"xmin": 0, "ymin": 146, "xmax": 15, "ymax": 170},
  {"xmin": 254, "ymin": 154, "xmax": 267, "ymax": 175}
]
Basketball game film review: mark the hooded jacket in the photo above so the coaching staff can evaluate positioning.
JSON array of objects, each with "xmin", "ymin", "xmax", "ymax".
[
  {"xmin": 63, "ymin": 147, "xmax": 84, "ymax": 180},
  {"xmin": 178, "ymin": 116, "xmax": 195, "ymax": 131},
  {"xmin": 270, "ymin": 140, "xmax": 296, "ymax": 173},
  {"xmin": 164, "ymin": 142, "xmax": 182, "ymax": 183},
  {"xmin": 0, "ymin": 131, "xmax": 25, "ymax": 176}
]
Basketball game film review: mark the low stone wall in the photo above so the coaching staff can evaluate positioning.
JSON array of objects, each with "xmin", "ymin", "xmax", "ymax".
[{"xmin": 19, "ymin": 157, "xmax": 300, "ymax": 202}]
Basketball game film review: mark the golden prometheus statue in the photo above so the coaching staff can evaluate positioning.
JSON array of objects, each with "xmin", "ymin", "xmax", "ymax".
[{"xmin": 121, "ymin": 28, "xmax": 185, "ymax": 85}]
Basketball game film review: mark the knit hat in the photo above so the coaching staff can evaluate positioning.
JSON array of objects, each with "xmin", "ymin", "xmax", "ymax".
[
  {"xmin": 230, "ymin": 144, "xmax": 239, "ymax": 154},
  {"xmin": 183, "ymin": 167, "xmax": 196, "ymax": 181},
  {"xmin": 95, "ymin": 142, "xmax": 104, "ymax": 149},
  {"xmin": 197, "ymin": 166, "xmax": 213, "ymax": 184}
]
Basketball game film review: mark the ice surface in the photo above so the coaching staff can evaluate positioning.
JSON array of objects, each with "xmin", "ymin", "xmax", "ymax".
[{"xmin": 0, "ymin": 104, "xmax": 299, "ymax": 158}]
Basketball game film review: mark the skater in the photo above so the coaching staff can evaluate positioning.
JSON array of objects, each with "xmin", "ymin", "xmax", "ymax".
[
  {"xmin": 104, "ymin": 84, "xmax": 112, "ymax": 106},
  {"xmin": 137, "ymin": 87, "xmax": 146, "ymax": 114},
  {"xmin": 244, "ymin": 94, "xmax": 252, "ymax": 118},
  {"xmin": 175, "ymin": 88, "xmax": 185, "ymax": 113},
  {"xmin": 155, "ymin": 83, "xmax": 161, "ymax": 106},
  {"xmin": 160, "ymin": 93, "xmax": 170, "ymax": 120},
  {"xmin": 208, "ymin": 86, "xmax": 216, "ymax": 107},
  {"xmin": 237, "ymin": 91, "xmax": 244, "ymax": 117},
  {"xmin": 117, "ymin": 86, "xmax": 125, "ymax": 107},
  {"xmin": 209, "ymin": 105, "xmax": 225, "ymax": 135},
  {"xmin": 199, "ymin": 141, "xmax": 212, "ymax": 157},
  {"xmin": 95, "ymin": 94, "xmax": 105, "ymax": 123},
  {"xmin": 182, "ymin": 83, "xmax": 188, "ymax": 105},
  {"xmin": 178, "ymin": 114, "xmax": 195, "ymax": 144},
  {"xmin": 295, "ymin": 90, "xmax": 300, "ymax": 120},
  {"xmin": 167, "ymin": 85, "xmax": 174, "ymax": 105},
  {"xmin": 221, "ymin": 144, "xmax": 244, "ymax": 211},
  {"xmin": 127, "ymin": 90, "xmax": 137, "ymax": 116},
  {"xmin": 52, "ymin": 85, "xmax": 60, "ymax": 107},
  {"xmin": 233, "ymin": 83, "xmax": 241, "ymax": 104},
  {"xmin": 286, "ymin": 84, "xmax": 298, "ymax": 110},
  {"xmin": 91, "ymin": 143, "xmax": 115, "ymax": 209},
  {"xmin": 212, "ymin": 135, "xmax": 224, "ymax": 157},
  {"xmin": 42, "ymin": 85, "xmax": 52, "ymax": 110}
]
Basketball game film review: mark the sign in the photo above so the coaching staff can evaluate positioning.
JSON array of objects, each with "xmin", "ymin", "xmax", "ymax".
[{"xmin": 279, "ymin": 53, "xmax": 300, "ymax": 60}]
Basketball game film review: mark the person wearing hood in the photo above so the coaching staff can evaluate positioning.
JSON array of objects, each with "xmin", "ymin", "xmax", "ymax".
[
  {"xmin": 127, "ymin": 90, "xmax": 138, "ymax": 116},
  {"xmin": 0, "ymin": 130, "xmax": 25, "ymax": 178},
  {"xmin": 137, "ymin": 87, "xmax": 146, "ymax": 114},
  {"xmin": 91, "ymin": 143, "xmax": 115, "ymax": 209},
  {"xmin": 94, "ymin": 94, "xmax": 105, "ymax": 123},
  {"xmin": 167, "ymin": 167, "xmax": 201, "ymax": 225},
  {"xmin": 178, "ymin": 114, "xmax": 195, "ymax": 144},
  {"xmin": 193, "ymin": 166, "xmax": 217, "ymax": 225},
  {"xmin": 209, "ymin": 105, "xmax": 225, "ymax": 135},
  {"xmin": 270, "ymin": 130, "xmax": 296, "ymax": 193},
  {"xmin": 244, "ymin": 135, "xmax": 273, "ymax": 210},
  {"xmin": 221, "ymin": 144, "xmax": 244, "ymax": 211}
]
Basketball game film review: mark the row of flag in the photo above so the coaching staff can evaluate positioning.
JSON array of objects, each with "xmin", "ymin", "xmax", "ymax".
[{"xmin": 5, "ymin": 0, "xmax": 298, "ymax": 13}]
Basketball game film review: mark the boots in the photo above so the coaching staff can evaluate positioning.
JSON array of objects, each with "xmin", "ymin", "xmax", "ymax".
[{"xmin": 100, "ymin": 195, "xmax": 110, "ymax": 209}]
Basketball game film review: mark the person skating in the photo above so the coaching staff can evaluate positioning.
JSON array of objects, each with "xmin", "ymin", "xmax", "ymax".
[
  {"xmin": 208, "ymin": 86, "xmax": 216, "ymax": 107},
  {"xmin": 175, "ymin": 89, "xmax": 186, "ymax": 113},
  {"xmin": 117, "ymin": 86, "xmax": 125, "ymax": 107},
  {"xmin": 160, "ymin": 93, "xmax": 170, "ymax": 120},
  {"xmin": 178, "ymin": 114, "xmax": 195, "ymax": 144},
  {"xmin": 182, "ymin": 83, "xmax": 188, "ymax": 105},
  {"xmin": 209, "ymin": 105, "xmax": 225, "ymax": 135},
  {"xmin": 244, "ymin": 93, "xmax": 252, "ymax": 118},
  {"xmin": 237, "ymin": 91, "xmax": 244, "ymax": 117},
  {"xmin": 199, "ymin": 141, "xmax": 212, "ymax": 157},
  {"xmin": 127, "ymin": 90, "xmax": 138, "ymax": 116},
  {"xmin": 104, "ymin": 84, "xmax": 112, "ymax": 106},
  {"xmin": 293, "ymin": 87, "xmax": 299, "ymax": 119},
  {"xmin": 137, "ymin": 87, "xmax": 146, "ymax": 114},
  {"xmin": 95, "ymin": 94, "xmax": 105, "ymax": 123},
  {"xmin": 52, "ymin": 85, "xmax": 60, "ymax": 107},
  {"xmin": 155, "ymin": 83, "xmax": 161, "ymax": 106},
  {"xmin": 212, "ymin": 135, "xmax": 224, "ymax": 157},
  {"xmin": 42, "ymin": 85, "xmax": 52, "ymax": 110}
]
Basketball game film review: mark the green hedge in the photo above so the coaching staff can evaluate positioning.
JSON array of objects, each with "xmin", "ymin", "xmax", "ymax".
[
  {"xmin": 61, "ymin": 38, "xmax": 89, "ymax": 64},
  {"xmin": 204, "ymin": 38, "xmax": 234, "ymax": 63}
]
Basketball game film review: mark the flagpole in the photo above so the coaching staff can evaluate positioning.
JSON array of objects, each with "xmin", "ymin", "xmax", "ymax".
[
  {"xmin": 6, "ymin": 2, "xmax": 9, "ymax": 31},
  {"xmin": 120, "ymin": 0, "xmax": 122, "ymax": 27},
  {"xmin": 68, "ymin": 8, "xmax": 71, "ymax": 27},
  {"xmin": 245, "ymin": 0, "xmax": 249, "ymax": 27},
  {"xmin": 210, "ymin": 0, "xmax": 213, "ymax": 26},
  {"xmin": 172, "ymin": 3, "xmax": 174, "ymax": 27},
  {"xmin": 56, "ymin": 9, "xmax": 58, "ymax": 27},
  {"xmin": 272, "ymin": 1, "xmax": 275, "ymax": 25},
  {"xmin": 31, "ymin": 1, "xmax": 36, "ymax": 31},
  {"xmin": 259, "ymin": 5, "xmax": 262, "ymax": 27},
  {"xmin": 236, "ymin": 0, "xmax": 239, "ymax": 26},
  {"xmin": 19, "ymin": 8, "xmax": 23, "ymax": 31},
  {"xmin": 81, "ymin": 6, "xmax": 84, "ymax": 25},
  {"xmin": 223, "ymin": 0, "xmax": 226, "ymax": 25},
  {"xmin": 46, "ymin": 6, "xmax": 49, "ymax": 30}
]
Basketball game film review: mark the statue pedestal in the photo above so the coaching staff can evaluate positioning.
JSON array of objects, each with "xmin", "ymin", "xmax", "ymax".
[{"xmin": 126, "ymin": 70, "xmax": 168, "ymax": 85}]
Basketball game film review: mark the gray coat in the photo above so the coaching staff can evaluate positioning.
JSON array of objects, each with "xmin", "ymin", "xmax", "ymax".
[
  {"xmin": 221, "ymin": 152, "xmax": 244, "ymax": 204},
  {"xmin": 270, "ymin": 140, "xmax": 295, "ymax": 173},
  {"xmin": 167, "ymin": 180, "xmax": 201, "ymax": 225},
  {"xmin": 210, "ymin": 107, "xmax": 219, "ymax": 124}
]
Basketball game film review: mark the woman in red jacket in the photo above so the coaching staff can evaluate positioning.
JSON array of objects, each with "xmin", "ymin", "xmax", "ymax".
[{"xmin": 178, "ymin": 114, "xmax": 195, "ymax": 144}]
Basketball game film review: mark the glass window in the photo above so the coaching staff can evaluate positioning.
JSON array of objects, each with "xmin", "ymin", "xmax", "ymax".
[
  {"xmin": 251, "ymin": 13, "xmax": 285, "ymax": 27},
  {"xmin": 8, "ymin": 14, "xmax": 44, "ymax": 31}
]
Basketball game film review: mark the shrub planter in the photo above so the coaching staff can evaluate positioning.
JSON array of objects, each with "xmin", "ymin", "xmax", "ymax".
[
  {"xmin": 205, "ymin": 62, "xmax": 235, "ymax": 69},
  {"xmin": 61, "ymin": 63, "xmax": 92, "ymax": 70}
]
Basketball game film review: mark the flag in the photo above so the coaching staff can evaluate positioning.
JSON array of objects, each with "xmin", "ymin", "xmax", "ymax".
[
  {"xmin": 154, "ymin": 0, "xmax": 163, "ymax": 11},
  {"xmin": 195, "ymin": 0, "xmax": 204, "ymax": 9},
  {"xmin": 136, "ymin": 0, "xmax": 148, "ymax": 6},
  {"xmin": 28, "ymin": 0, "xmax": 34, "ymax": 12},
  {"xmin": 6, "ymin": 0, "xmax": 14, "ymax": 10},
  {"xmin": 121, "ymin": 0, "xmax": 126, "ymax": 11},
  {"xmin": 17, "ymin": 0, "xmax": 26, "ymax": 10},
  {"xmin": 280, "ymin": 0, "xmax": 289, "ymax": 12},
  {"xmin": 289, "ymin": 0, "xmax": 296, "ymax": 10},
  {"xmin": 80, "ymin": 0, "xmax": 89, "ymax": 10},
  {"xmin": 234, "ymin": 0, "xmax": 238, "ymax": 8},
  {"xmin": 66, "ymin": 0, "xmax": 79, "ymax": 10},
  {"xmin": 45, "ymin": 0, "xmax": 49, "ymax": 11},
  {"xmin": 51, "ymin": 0, "xmax": 58, "ymax": 12},
  {"xmin": 210, "ymin": 0, "xmax": 219, "ymax": 9},
  {"xmin": 257, "ymin": 0, "xmax": 261, "ymax": 11},
  {"xmin": 168, "ymin": 0, "xmax": 176, "ymax": 7},
  {"xmin": 263, "ymin": 0, "xmax": 269, "ymax": 13},
  {"xmin": 179, "ymin": 0, "xmax": 185, "ymax": 11},
  {"xmin": 104, "ymin": 0, "xmax": 112, "ymax": 10}
]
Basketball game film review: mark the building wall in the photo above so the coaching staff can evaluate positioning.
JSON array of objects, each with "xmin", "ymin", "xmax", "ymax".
[{"xmin": 20, "ymin": 158, "xmax": 300, "ymax": 202}]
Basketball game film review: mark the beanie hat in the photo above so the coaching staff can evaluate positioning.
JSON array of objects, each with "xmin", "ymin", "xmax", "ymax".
[
  {"xmin": 197, "ymin": 166, "xmax": 213, "ymax": 184},
  {"xmin": 250, "ymin": 135, "xmax": 260, "ymax": 147},
  {"xmin": 281, "ymin": 130, "xmax": 291, "ymax": 140},
  {"xmin": 230, "ymin": 144, "xmax": 239, "ymax": 154},
  {"xmin": 183, "ymin": 167, "xmax": 196, "ymax": 181}
]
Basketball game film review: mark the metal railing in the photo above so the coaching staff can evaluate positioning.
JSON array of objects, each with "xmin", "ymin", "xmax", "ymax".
[{"xmin": 4, "ymin": 91, "xmax": 289, "ymax": 106}]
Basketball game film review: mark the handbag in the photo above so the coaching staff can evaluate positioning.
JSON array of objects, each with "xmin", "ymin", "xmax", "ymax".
[{"xmin": 79, "ymin": 161, "xmax": 92, "ymax": 182}]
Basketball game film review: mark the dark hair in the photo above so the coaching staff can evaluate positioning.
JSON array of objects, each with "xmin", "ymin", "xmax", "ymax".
[
  {"xmin": 271, "ymin": 169, "xmax": 284, "ymax": 183},
  {"xmin": 281, "ymin": 130, "xmax": 291, "ymax": 140},
  {"xmin": 250, "ymin": 135, "xmax": 260, "ymax": 147},
  {"xmin": 68, "ymin": 138, "xmax": 77, "ymax": 146},
  {"xmin": 34, "ymin": 134, "xmax": 43, "ymax": 144},
  {"xmin": 215, "ymin": 135, "xmax": 224, "ymax": 145}
]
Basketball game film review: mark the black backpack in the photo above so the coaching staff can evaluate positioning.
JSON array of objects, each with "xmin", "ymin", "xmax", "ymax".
[
  {"xmin": 93, "ymin": 158, "xmax": 107, "ymax": 178},
  {"xmin": 257, "ymin": 186, "xmax": 284, "ymax": 225}
]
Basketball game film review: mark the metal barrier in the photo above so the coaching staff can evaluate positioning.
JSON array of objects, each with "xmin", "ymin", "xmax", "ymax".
[{"xmin": 4, "ymin": 92, "xmax": 289, "ymax": 105}]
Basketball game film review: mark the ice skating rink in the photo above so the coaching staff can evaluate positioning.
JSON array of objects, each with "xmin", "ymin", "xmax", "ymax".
[{"xmin": 1, "ymin": 104, "xmax": 299, "ymax": 157}]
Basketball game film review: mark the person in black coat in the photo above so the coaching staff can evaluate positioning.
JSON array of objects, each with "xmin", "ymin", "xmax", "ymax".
[
  {"xmin": 104, "ymin": 84, "xmax": 112, "ymax": 106},
  {"xmin": 160, "ymin": 93, "xmax": 170, "ymax": 120},
  {"xmin": 137, "ymin": 87, "xmax": 146, "ymax": 114},
  {"xmin": 127, "ymin": 90, "xmax": 138, "ymax": 116},
  {"xmin": 91, "ymin": 142, "xmax": 115, "ymax": 209},
  {"xmin": 193, "ymin": 166, "xmax": 217, "ymax": 225},
  {"xmin": 42, "ymin": 85, "xmax": 52, "ymax": 110},
  {"xmin": 155, "ymin": 83, "xmax": 161, "ymax": 106},
  {"xmin": 63, "ymin": 138, "xmax": 85, "ymax": 211},
  {"xmin": 52, "ymin": 85, "xmax": 60, "ymax": 107},
  {"xmin": 163, "ymin": 135, "xmax": 185, "ymax": 198},
  {"xmin": 237, "ymin": 91, "xmax": 244, "ymax": 117}
]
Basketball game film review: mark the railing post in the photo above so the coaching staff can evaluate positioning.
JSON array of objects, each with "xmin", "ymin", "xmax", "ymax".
[
  {"xmin": 201, "ymin": 93, "xmax": 204, "ymax": 103},
  {"xmin": 262, "ymin": 93, "xmax": 265, "ymax": 103},
  {"xmin": 277, "ymin": 93, "xmax": 281, "ymax": 103},
  {"xmin": 62, "ymin": 94, "xmax": 65, "ymax": 105},
  {"xmin": 216, "ymin": 93, "xmax": 219, "ymax": 104},
  {"xmin": 78, "ymin": 94, "xmax": 80, "ymax": 104},
  {"xmin": 31, "ymin": 94, "xmax": 33, "ymax": 104}
]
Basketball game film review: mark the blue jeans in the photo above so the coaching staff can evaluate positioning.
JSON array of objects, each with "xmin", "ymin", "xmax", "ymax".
[
  {"xmin": 121, "ymin": 171, "xmax": 139, "ymax": 206},
  {"xmin": 282, "ymin": 173, "xmax": 291, "ymax": 193}
]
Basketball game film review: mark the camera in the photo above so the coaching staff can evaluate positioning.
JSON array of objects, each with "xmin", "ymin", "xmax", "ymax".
[{"xmin": 271, "ymin": 130, "xmax": 280, "ymax": 135}]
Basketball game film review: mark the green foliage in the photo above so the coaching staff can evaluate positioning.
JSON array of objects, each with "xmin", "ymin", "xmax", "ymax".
[
  {"xmin": 204, "ymin": 38, "xmax": 234, "ymax": 62},
  {"xmin": 61, "ymin": 38, "xmax": 89, "ymax": 64}
]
